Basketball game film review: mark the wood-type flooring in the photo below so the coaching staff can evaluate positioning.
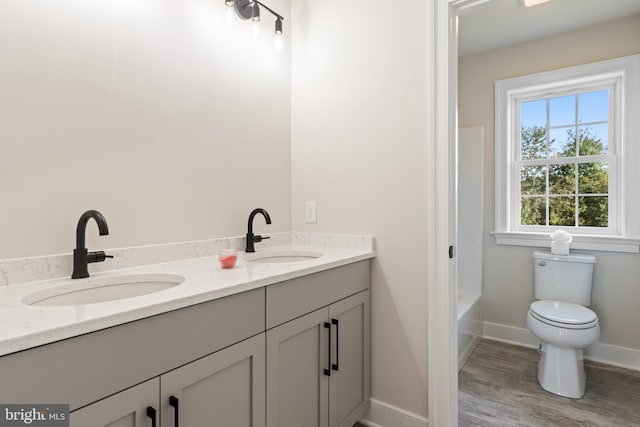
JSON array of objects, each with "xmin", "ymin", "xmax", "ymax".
[
  {"xmin": 459, "ymin": 339, "xmax": 640, "ymax": 426},
  {"xmin": 354, "ymin": 339, "xmax": 639, "ymax": 426}
]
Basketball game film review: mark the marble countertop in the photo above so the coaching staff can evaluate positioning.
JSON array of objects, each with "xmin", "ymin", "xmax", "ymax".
[{"xmin": 0, "ymin": 242, "xmax": 374, "ymax": 357}]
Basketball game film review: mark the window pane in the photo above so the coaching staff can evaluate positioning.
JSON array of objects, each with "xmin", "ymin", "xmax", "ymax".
[
  {"xmin": 521, "ymin": 165, "xmax": 546, "ymax": 195},
  {"xmin": 520, "ymin": 127, "xmax": 547, "ymax": 160},
  {"xmin": 550, "ymin": 95, "xmax": 576, "ymax": 127},
  {"xmin": 549, "ymin": 126, "xmax": 576, "ymax": 157},
  {"xmin": 578, "ymin": 196, "xmax": 608, "ymax": 227},
  {"xmin": 521, "ymin": 99, "xmax": 546, "ymax": 129},
  {"xmin": 521, "ymin": 197, "xmax": 546, "ymax": 225},
  {"xmin": 578, "ymin": 90, "xmax": 608, "ymax": 124},
  {"xmin": 549, "ymin": 196, "xmax": 575, "ymax": 226},
  {"xmin": 549, "ymin": 163, "xmax": 575, "ymax": 195},
  {"xmin": 579, "ymin": 124, "xmax": 608, "ymax": 155},
  {"xmin": 578, "ymin": 163, "xmax": 608, "ymax": 194}
]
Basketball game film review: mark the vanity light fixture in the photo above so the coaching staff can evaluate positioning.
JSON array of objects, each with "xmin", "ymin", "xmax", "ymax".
[{"xmin": 226, "ymin": 0, "xmax": 284, "ymax": 35}]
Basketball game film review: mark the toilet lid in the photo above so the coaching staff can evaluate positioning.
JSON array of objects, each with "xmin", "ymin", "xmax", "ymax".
[{"xmin": 530, "ymin": 300, "xmax": 597, "ymax": 325}]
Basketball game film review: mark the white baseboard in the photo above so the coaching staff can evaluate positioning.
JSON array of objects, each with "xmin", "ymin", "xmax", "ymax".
[
  {"xmin": 585, "ymin": 341, "xmax": 640, "ymax": 370},
  {"xmin": 483, "ymin": 321, "xmax": 640, "ymax": 371},
  {"xmin": 482, "ymin": 321, "xmax": 539, "ymax": 349},
  {"xmin": 360, "ymin": 398, "xmax": 428, "ymax": 427}
]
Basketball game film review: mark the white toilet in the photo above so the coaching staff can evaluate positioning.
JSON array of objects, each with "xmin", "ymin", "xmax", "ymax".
[{"xmin": 527, "ymin": 251, "xmax": 599, "ymax": 399}]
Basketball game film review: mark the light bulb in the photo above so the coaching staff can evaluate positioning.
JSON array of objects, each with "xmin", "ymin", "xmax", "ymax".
[
  {"xmin": 275, "ymin": 17, "xmax": 282, "ymax": 35},
  {"xmin": 224, "ymin": 0, "xmax": 233, "ymax": 6},
  {"xmin": 251, "ymin": 3, "xmax": 260, "ymax": 22}
]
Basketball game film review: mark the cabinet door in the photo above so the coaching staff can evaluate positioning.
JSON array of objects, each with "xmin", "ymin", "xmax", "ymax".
[
  {"xmin": 329, "ymin": 290, "xmax": 370, "ymax": 427},
  {"xmin": 70, "ymin": 378, "xmax": 159, "ymax": 427},
  {"xmin": 266, "ymin": 308, "xmax": 329, "ymax": 427},
  {"xmin": 161, "ymin": 334, "xmax": 265, "ymax": 427}
]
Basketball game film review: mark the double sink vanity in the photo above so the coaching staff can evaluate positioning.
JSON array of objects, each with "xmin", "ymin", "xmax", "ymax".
[{"xmin": 0, "ymin": 232, "xmax": 374, "ymax": 427}]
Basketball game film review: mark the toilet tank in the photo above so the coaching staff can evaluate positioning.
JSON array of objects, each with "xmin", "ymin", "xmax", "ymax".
[{"xmin": 533, "ymin": 251, "xmax": 596, "ymax": 306}]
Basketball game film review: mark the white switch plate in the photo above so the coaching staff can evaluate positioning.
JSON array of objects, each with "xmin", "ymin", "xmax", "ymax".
[{"xmin": 305, "ymin": 201, "xmax": 317, "ymax": 224}]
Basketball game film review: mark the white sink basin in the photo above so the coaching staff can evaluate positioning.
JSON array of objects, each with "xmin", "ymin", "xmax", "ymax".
[
  {"xmin": 23, "ymin": 274, "xmax": 185, "ymax": 306},
  {"xmin": 246, "ymin": 250, "xmax": 323, "ymax": 264}
]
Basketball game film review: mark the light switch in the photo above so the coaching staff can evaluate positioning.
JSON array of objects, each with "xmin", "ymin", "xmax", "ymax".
[{"xmin": 305, "ymin": 201, "xmax": 317, "ymax": 224}]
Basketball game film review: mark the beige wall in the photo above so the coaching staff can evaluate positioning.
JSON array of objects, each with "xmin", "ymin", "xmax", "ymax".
[
  {"xmin": 459, "ymin": 14, "xmax": 640, "ymax": 349},
  {"xmin": 290, "ymin": 0, "xmax": 432, "ymax": 417},
  {"xmin": 0, "ymin": 0, "xmax": 291, "ymax": 259}
]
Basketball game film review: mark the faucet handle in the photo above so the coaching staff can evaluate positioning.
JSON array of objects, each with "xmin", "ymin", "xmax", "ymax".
[
  {"xmin": 253, "ymin": 235, "xmax": 270, "ymax": 243},
  {"xmin": 86, "ymin": 251, "xmax": 113, "ymax": 264}
]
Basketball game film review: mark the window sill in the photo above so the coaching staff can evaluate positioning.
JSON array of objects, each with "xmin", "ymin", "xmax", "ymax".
[{"xmin": 492, "ymin": 231, "xmax": 640, "ymax": 253}]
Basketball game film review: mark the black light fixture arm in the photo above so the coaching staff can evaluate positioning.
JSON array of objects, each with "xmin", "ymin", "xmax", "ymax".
[{"xmin": 253, "ymin": 0, "xmax": 283, "ymax": 21}]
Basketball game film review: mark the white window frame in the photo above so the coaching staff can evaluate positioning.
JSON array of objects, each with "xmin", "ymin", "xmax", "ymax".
[{"xmin": 494, "ymin": 54, "xmax": 640, "ymax": 253}]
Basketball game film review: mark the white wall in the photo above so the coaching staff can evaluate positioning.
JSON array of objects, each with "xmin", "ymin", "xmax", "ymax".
[
  {"xmin": 291, "ymin": 0, "xmax": 432, "ymax": 418},
  {"xmin": 0, "ymin": 0, "xmax": 291, "ymax": 259},
  {"xmin": 459, "ymin": 14, "xmax": 640, "ymax": 350}
]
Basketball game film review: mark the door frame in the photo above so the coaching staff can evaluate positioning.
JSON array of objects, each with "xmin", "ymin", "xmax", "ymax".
[{"xmin": 428, "ymin": 0, "xmax": 500, "ymax": 425}]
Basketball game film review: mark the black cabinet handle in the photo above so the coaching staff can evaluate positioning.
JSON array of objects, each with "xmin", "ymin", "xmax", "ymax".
[
  {"xmin": 331, "ymin": 318, "xmax": 339, "ymax": 371},
  {"xmin": 169, "ymin": 395, "xmax": 179, "ymax": 427},
  {"xmin": 324, "ymin": 322, "xmax": 331, "ymax": 376},
  {"xmin": 146, "ymin": 407, "xmax": 156, "ymax": 427}
]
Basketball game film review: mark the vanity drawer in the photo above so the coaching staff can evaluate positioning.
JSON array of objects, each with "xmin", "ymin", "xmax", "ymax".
[{"xmin": 266, "ymin": 260, "xmax": 369, "ymax": 329}]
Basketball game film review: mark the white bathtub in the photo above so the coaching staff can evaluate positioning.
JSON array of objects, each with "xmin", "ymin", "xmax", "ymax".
[{"xmin": 458, "ymin": 291, "xmax": 482, "ymax": 371}]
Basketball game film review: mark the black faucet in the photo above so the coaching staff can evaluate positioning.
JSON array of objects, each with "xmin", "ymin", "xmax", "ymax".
[
  {"xmin": 71, "ymin": 210, "xmax": 113, "ymax": 279},
  {"xmin": 246, "ymin": 208, "xmax": 271, "ymax": 252}
]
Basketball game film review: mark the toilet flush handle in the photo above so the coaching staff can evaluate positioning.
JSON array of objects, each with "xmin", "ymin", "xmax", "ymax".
[{"xmin": 538, "ymin": 260, "xmax": 546, "ymax": 266}]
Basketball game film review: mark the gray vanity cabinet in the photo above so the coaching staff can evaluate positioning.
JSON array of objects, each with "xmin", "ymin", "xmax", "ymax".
[
  {"xmin": 1, "ymin": 260, "xmax": 370, "ymax": 427},
  {"xmin": 266, "ymin": 289, "xmax": 370, "ymax": 427},
  {"xmin": 70, "ymin": 333, "xmax": 265, "ymax": 427}
]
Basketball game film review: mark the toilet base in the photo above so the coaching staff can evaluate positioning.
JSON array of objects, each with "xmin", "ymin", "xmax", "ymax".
[{"xmin": 538, "ymin": 344, "xmax": 586, "ymax": 399}]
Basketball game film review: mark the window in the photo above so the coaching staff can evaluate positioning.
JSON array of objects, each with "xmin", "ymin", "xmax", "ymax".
[
  {"xmin": 494, "ymin": 55, "xmax": 640, "ymax": 253},
  {"xmin": 519, "ymin": 89, "xmax": 612, "ymax": 229}
]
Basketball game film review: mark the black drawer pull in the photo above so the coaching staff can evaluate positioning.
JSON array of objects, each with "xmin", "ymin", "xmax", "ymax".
[
  {"xmin": 169, "ymin": 395, "xmax": 179, "ymax": 427},
  {"xmin": 324, "ymin": 322, "xmax": 331, "ymax": 376},
  {"xmin": 331, "ymin": 318, "xmax": 339, "ymax": 371},
  {"xmin": 146, "ymin": 406, "xmax": 157, "ymax": 427}
]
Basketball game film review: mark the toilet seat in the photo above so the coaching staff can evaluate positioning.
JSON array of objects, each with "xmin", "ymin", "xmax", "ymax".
[{"xmin": 529, "ymin": 300, "xmax": 598, "ymax": 330}]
